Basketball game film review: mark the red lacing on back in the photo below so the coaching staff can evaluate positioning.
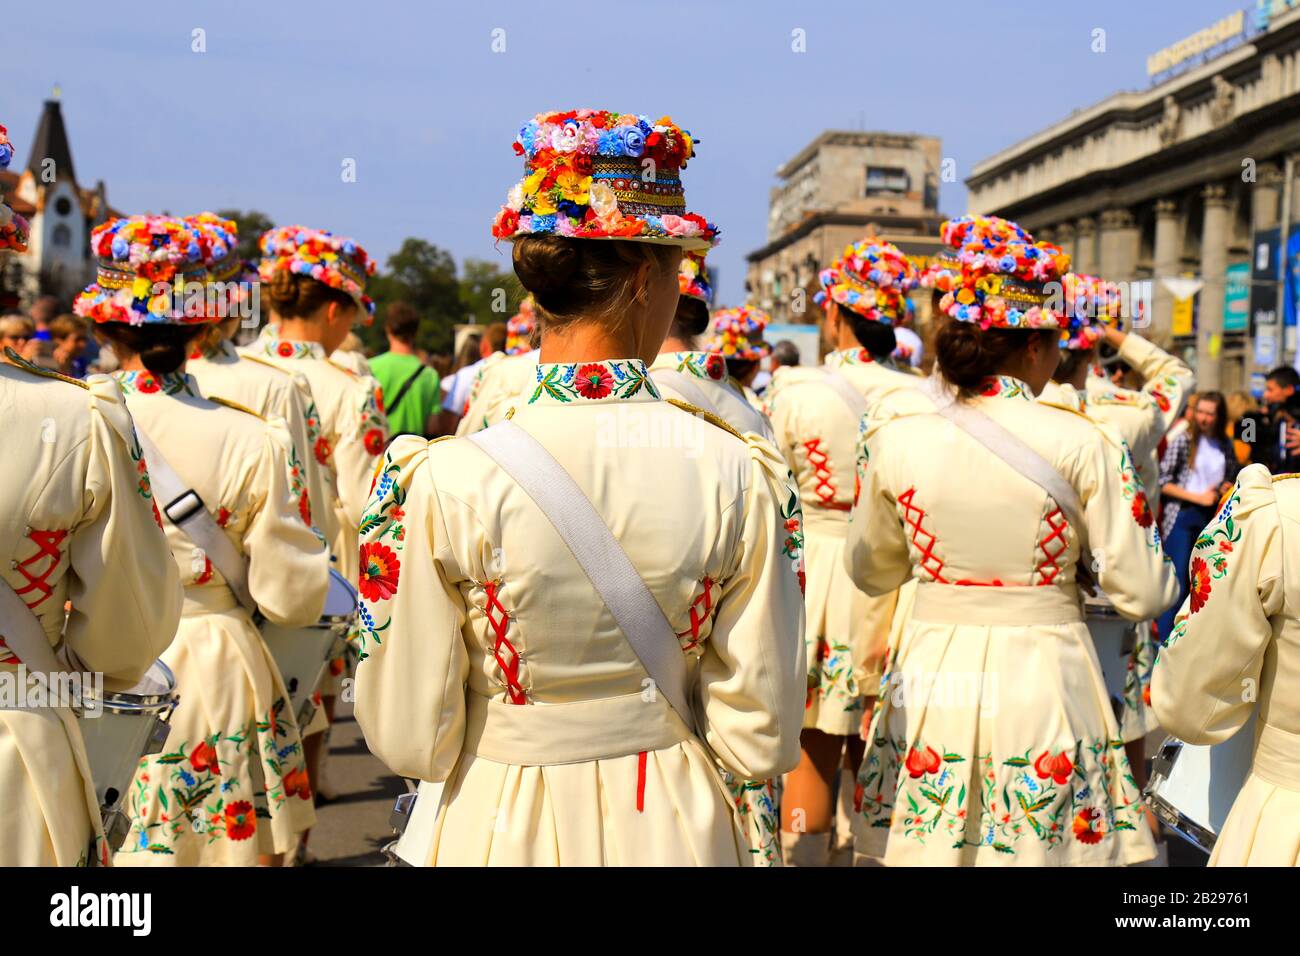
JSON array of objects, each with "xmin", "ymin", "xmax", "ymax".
[
  {"xmin": 14, "ymin": 529, "xmax": 68, "ymax": 610},
  {"xmin": 897, "ymin": 488, "xmax": 947, "ymax": 583},
  {"xmin": 676, "ymin": 576, "xmax": 715, "ymax": 652},
  {"xmin": 803, "ymin": 439, "xmax": 849, "ymax": 509},
  {"xmin": 1036, "ymin": 507, "xmax": 1070, "ymax": 585},
  {"xmin": 483, "ymin": 580, "xmax": 526, "ymax": 704}
]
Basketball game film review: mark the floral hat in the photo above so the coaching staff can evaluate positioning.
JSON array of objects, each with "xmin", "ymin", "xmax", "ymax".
[
  {"xmin": 705, "ymin": 305, "xmax": 772, "ymax": 360},
  {"xmin": 815, "ymin": 238, "xmax": 919, "ymax": 326},
  {"xmin": 258, "ymin": 224, "xmax": 376, "ymax": 319},
  {"xmin": 1059, "ymin": 272, "xmax": 1124, "ymax": 350},
  {"xmin": 923, "ymin": 216, "xmax": 1029, "ymax": 294},
  {"xmin": 505, "ymin": 296, "xmax": 537, "ymax": 355},
  {"xmin": 491, "ymin": 109, "xmax": 719, "ymax": 249},
  {"xmin": 678, "ymin": 250, "xmax": 712, "ymax": 304},
  {"xmin": 0, "ymin": 124, "xmax": 29, "ymax": 255},
  {"xmin": 74, "ymin": 216, "xmax": 218, "ymax": 325},
  {"xmin": 936, "ymin": 215, "xmax": 1073, "ymax": 331},
  {"xmin": 185, "ymin": 212, "xmax": 259, "ymax": 314}
]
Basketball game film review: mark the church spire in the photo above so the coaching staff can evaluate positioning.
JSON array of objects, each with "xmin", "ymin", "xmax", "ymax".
[{"xmin": 27, "ymin": 97, "xmax": 76, "ymax": 186}]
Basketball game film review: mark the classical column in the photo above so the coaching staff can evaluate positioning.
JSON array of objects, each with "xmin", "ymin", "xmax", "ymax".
[
  {"xmin": 1073, "ymin": 216, "xmax": 1098, "ymax": 274},
  {"xmin": 1198, "ymin": 183, "xmax": 1233, "ymax": 390},
  {"xmin": 1099, "ymin": 208, "xmax": 1138, "ymax": 281},
  {"xmin": 1151, "ymin": 199, "xmax": 1182, "ymax": 346},
  {"xmin": 1054, "ymin": 222, "xmax": 1077, "ymax": 266},
  {"xmin": 1252, "ymin": 162, "xmax": 1283, "ymax": 231}
]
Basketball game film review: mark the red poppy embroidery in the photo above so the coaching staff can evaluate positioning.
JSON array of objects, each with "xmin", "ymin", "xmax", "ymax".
[
  {"xmin": 574, "ymin": 363, "xmax": 614, "ymax": 399},
  {"xmin": 1188, "ymin": 556, "xmax": 1212, "ymax": 613},
  {"xmin": 136, "ymin": 373, "xmax": 161, "ymax": 394},
  {"xmin": 1072, "ymin": 807, "xmax": 1104, "ymax": 844},
  {"xmin": 276, "ymin": 342, "xmax": 295, "ymax": 358},
  {"xmin": 1131, "ymin": 492, "xmax": 1153, "ymax": 529},
  {"xmin": 195, "ymin": 557, "xmax": 214, "ymax": 585},
  {"xmin": 704, "ymin": 353, "xmax": 726, "ymax": 380},
  {"xmin": 904, "ymin": 745, "xmax": 942, "ymax": 778},
  {"xmin": 314, "ymin": 436, "xmax": 333, "ymax": 465},
  {"xmin": 224, "ymin": 800, "xmax": 256, "ymax": 841},
  {"xmin": 363, "ymin": 427, "xmax": 386, "ymax": 457},
  {"xmin": 282, "ymin": 767, "xmax": 312, "ymax": 800},
  {"xmin": 1033, "ymin": 749, "xmax": 1074, "ymax": 785},
  {"xmin": 374, "ymin": 386, "xmax": 386, "ymax": 414},
  {"xmin": 189, "ymin": 740, "xmax": 220, "ymax": 775},
  {"xmin": 358, "ymin": 541, "xmax": 401, "ymax": 602},
  {"xmin": 151, "ymin": 499, "xmax": 163, "ymax": 529},
  {"xmin": 216, "ymin": 507, "xmax": 233, "ymax": 528},
  {"xmin": 298, "ymin": 490, "xmax": 312, "ymax": 526}
]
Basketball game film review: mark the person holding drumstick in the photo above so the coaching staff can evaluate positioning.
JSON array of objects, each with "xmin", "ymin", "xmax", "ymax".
[
  {"xmin": 1152, "ymin": 464, "xmax": 1300, "ymax": 865},
  {"xmin": 74, "ymin": 214, "xmax": 330, "ymax": 866}
]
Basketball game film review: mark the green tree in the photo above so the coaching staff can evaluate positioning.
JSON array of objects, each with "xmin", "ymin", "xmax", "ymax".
[
  {"xmin": 459, "ymin": 258, "xmax": 524, "ymax": 326},
  {"xmin": 215, "ymin": 209, "xmax": 275, "ymax": 263},
  {"xmin": 364, "ymin": 238, "xmax": 462, "ymax": 355}
]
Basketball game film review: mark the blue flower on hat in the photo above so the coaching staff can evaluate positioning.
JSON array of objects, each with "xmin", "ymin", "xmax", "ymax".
[
  {"xmin": 531, "ymin": 213, "xmax": 556, "ymax": 232},
  {"xmin": 0, "ymin": 144, "xmax": 12, "ymax": 168},
  {"xmin": 620, "ymin": 127, "xmax": 645, "ymax": 157},
  {"xmin": 557, "ymin": 200, "xmax": 583, "ymax": 219},
  {"xmin": 111, "ymin": 236, "xmax": 129, "ymax": 259}
]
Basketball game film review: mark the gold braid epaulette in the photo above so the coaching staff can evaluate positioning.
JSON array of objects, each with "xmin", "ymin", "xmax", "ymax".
[
  {"xmin": 242, "ymin": 353, "xmax": 292, "ymax": 375},
  {"xmin": 1273, "ymin": 473, "xmax": 1300, "ymax": 483},
  {"xmin": 665, "ymin": 398, "xmax": 744, "ymax": 441},
  {"xmin": 210, "ymin": 396, "xmax": 266, "ymax": 420},
  {"xmin": 326, "ymin": 359, "xmax": 358, "ymax": 378},
  {"xmin": 1038, "ymin": 400, "xmax": 1092, "ymax": 422},
  {"xmin": 429, "ymin": 435, "xmax": 455, "ymax": 445},
  {"xmin": 3, "ymin": 348, "xmax": 89, "ymax": 389}
]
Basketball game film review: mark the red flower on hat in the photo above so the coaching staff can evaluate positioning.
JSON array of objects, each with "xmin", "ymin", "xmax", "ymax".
[
  {"xmin": 139, "ymin": 261, "xmax": 176, "ymax": 284},
  {"xmin": 904, "ymin": 745, "xmax": 942, "ymax": 778},
  {"xmin": 493, "ymin": 208, "xmax": 520, "ymax": 239},
  {"xmin": 574, "ymin": 363, "xmax": 614, "ymax": 399},
  {"xmin": 1033, "ymin": 749, "xmax": 1074, "ymax": 785},
  {"xmin": 363, "ymin": 428, "xmax": 386, "ymax": 457},
  {"xmin": 224, "ymin": 800, "xmax": 256, "ymax": 841},
  {"xmin": 359, "ymin": 542, "xmax": 401, "ymax": 602},
  {"xmin": 189, "ymin": 740, "xmax": 220, "ymax": 775}
]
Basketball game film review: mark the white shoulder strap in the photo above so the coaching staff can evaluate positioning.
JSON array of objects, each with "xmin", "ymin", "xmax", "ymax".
[
  {"xmin": 927, "ymin": 390, "xmax": 1091, "ymax": 557},
  {"xmin": 133, "ymin": 427, "xmax": 256, "ymax": 614},
  {"xmin": 819, "ymin": 367, "xmax": 870, "ymax": 420},
  {"xmin": 0, "ymin": 577, "xmax": 66, "ymax": 677},
  {"xmin": 467, "ymin": 422, "xmax": 696, "ymax": 730},
  {"xmin": 650, "ymin": 368, "xmax": 715, "ymax": 415}
]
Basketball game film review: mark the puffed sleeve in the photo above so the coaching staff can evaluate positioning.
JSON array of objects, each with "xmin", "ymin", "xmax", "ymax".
[
  {"xmin": 284, "ymin": 370, "xmax": 339, "ymax": 549},
  {"xmin": 332, "ymin": 376, "xmax": 390, "ymax": 528},
  {"xmin": 1152, "ymin": 465, "xmax": 1283, "ymax": 744},
  {"xmin": 455, "ymin": 364, "xmax": 495, "ymax": 437},
  {"xmin": 1069, "ymin": 422, "xmax": 1179, "ymax": 620},
  {"xmin": 696, "ymin": 436, "xmax": 806, "ymax": 780},
  {"xmin": 764, "ymin": 382, "xmax": 802, "ymax": 478},
  {"xmin": 240, "ymin": 418, "xmax": 330, "ymax": 627},
  {"xmin": 1119, "ymin": 333, "xmax": 1195, "ymax": 431},
  {"xmin": 354, "ymin": 437, "xmax": 470, "ymax": 782},
  {"xmin": 64, "ymin": 377, "xmax": 181, "ymax": 688},
  {"xmin": 844, "ymin": 418, "xmax": 913, "ymax": 596}
]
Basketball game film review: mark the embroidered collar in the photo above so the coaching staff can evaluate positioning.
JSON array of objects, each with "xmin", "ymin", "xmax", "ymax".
[
  {"xmin": 825, "ymin": 348, "xmax": 875, "ymax": 369},
  {"xmin": 253, "ymin": 327, "xmax": 326, "ymax": 361},
  {"xmin": 113, "ymin": 370, "xmax": 196, "ymax": 396},
  {"xmin": 976, "ymin": 375, "xmax": 1033, "ymax": 401},
  {"xmin": 528, "ymin": 359, "xmax": 661, "ymax": 406},
  {"xmin": 652, "ymin": 350, "xmax": 727, "ymax": 382},
  {"xmin": 190, "ymin": 337, "xmax": 239, "ymax": 363}
]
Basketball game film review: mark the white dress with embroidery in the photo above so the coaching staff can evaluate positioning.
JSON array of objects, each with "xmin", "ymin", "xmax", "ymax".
[
  {"xmin": 1152, "ymin": 465, "xmax": 1300, "ymax": 866},
  {"xmin": 455, "ymin": 350, "xmax": 539, "ymax": 436},
  {"xmin": 110, "ymin": 371, "xmax": 330, "ymax": 865},
  {"xmin": 766, "ymin": 348, "xmax": 924, "ymax": 735},
  {"xmin": 649, "ymin": 351, "xmax": 777, "ymax": 445},
  {"xmin": 847, "ymin": 374, "xmax": 1177, "ymax": 866},
  {"xmin": 354, "ymin": 358, "xmax": 806, "ymax": 865},
  {"xmin": 1, "ymin": 363, "xmax": 181, "ymax": 866}
]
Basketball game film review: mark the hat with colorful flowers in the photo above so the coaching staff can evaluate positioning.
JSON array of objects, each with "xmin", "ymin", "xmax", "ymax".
[
  {"xmin": 937, "ymin": 215, "xmax": 1073, "ymax": 331},
  {"xmin": 491, "ymin": 109, "xmax": 719, "ymax": 250},
  {"xmin": 506, "ymin": 296, "xmax": 537, "ymax": 355},
  {"xmin": 74, "ymin": 216, "xmax": 220, "ymax": 325},
  {"xmin": 705, "ymin": 305, "xmax": 772, "ymax": 361},
  {"xmin": 0, "ymin": 124, "xmax": 29, "ymax": 255},
  {"xmin": 258, "ymin": 224, "xmax": 376, "ymax": 319},
  {"xmin": 185, "ymin": 212, "xmax": 259, "ymax": 315},
  {"xmin": 1058, "ymin": 272, "xmax": 1125, "ymax": 350},
  {"xmin": 678, "ymin": 251, "xmax": 712, "ymax": 304},
  {"xmin": 815, "ymin": 238, "xmax": 919, "ymax": 326}
]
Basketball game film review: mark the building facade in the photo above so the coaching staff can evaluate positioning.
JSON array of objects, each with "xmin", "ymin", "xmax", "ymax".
[
  {"xmin": 967, "ymin": 4, "xmax": 1300, "ymax": 392},
  {"xmin": 746, "ymin": 130, "xmax": 945, "ymax": 325}
]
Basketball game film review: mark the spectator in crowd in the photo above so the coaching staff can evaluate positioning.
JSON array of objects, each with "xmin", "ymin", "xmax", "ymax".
[
  {"xmin": 27, "ymin": 294, "xmax": 59, "ymax": 339},
  {"xmin": 436, "ymin": 322, "xmax": 506, "ymax": 435},
  {"xmin": 1226, "ymin": 390, "xmax": 1260, "ymax": 466},
  {"xmin": 1157, "ymin": 391, "xmax": 1238, "ymax": 642},
  {"xmin": 0, "ymin": 313, "xmax": 37, "ymax": 363},
  {"xmin": 36, "ymin": 313, "xmax": 90, "ymax": 377},
  {"xmin": 370, "ymin": 302, "xmax": 442, "ymax": 439},
  {"xmin": 771, "ymin": 339, "xmax": 801, "ymax": 370},
  {"xmin": 1259, "ymin": 365, "xmax": 1300, "ymax": 472}
]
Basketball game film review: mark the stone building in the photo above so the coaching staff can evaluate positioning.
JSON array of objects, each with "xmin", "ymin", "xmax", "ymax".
[
  {"xmin": 745, "ymin": 130, "xmax": 946, "ymax": 324},
  {"xmin": 966, "ymin": 4, "xmax": 1300, "ymax": 391}
]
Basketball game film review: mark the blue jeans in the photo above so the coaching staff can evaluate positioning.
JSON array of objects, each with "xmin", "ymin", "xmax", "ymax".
[{"xmin": 1157, "ymin": 503, "xmax": 1214, "ymax": 642}]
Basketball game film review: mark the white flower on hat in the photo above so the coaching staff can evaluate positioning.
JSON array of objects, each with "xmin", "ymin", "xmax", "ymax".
[
  {"xmin": 589, "ymin": 181, "xmax": 618, "ymax": 219},
  {"xmin": 550, "ymin": 124, "xmax": 581, "ymax": 153},
  {"xmin": 507, "ymin": 183, "xmax": 525, "ymax": 211}
]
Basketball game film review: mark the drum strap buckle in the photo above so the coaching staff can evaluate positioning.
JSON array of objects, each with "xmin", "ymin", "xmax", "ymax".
[
  {"xmin": 389, "ymin": 790, "xmax": 418, "ymax": 833},
  {"xmin": 164, "ymin": 489, "xmax": 206, "ymax": 525}
]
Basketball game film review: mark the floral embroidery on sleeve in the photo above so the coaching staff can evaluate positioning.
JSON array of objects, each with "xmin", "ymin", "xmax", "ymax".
[
  {"xmin": 355, "ymin": 454, "xmax": 406, "ymax": 659},
  {"xmin": 1186, "ymin": 484, "xmax": 1242, "ymax": 615},
  {"xmin": 359, "ymin": 386, "xmax": 388, "ymax": 458}
]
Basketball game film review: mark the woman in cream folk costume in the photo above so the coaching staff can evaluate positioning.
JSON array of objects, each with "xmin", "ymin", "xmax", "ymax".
[
  {"xmin": 764, "ymin": 239, "xmax": 924, "ymax": 867},
  {"xmin": 1, "ymin": 129, "xmax": 182, "ymax": 867},
  {"xmin": 1152, "ymin": 465, "xmax": 1300, "ymax": 866},
  {"xmin": 456, "ymin": 297, "xmax": 541, "ymax": 435},
  {"xmin": 73, "ymin": 215, "xmax": 330, "ymax": 866},
  {"xmin": 243, "ymin": 225, "xmax": 389, "ymax": 784},
  {"xmin": 847, "ymin": 222, "xmax": 1178, "ymax": 866},
  {"xmin": 355, "ymin": 108, "xmax": 805, "ymax": 866},
  {"xmin": 649, "ymin": 255, "xmax": 776, "ymax": 444}
]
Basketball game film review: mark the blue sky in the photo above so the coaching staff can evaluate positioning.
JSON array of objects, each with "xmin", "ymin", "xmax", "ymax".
[{"xmin": 5, "ymin": 0, "xmax": 1246, "ymax": 306}]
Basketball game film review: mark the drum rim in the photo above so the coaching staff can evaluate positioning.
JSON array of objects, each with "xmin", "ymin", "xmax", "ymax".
[{"xmin": 83, "ymin": 660, "xmax": 177, "ymax": 712}]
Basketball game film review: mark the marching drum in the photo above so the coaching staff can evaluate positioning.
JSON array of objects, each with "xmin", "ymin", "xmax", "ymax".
[
  {"xmin": 1082, "ymin": 595, "xmax": 1135, "ymax": 718},
  {"xmin": 260, "ymin": 569, "xmax": 355, "ymax": 727},
  {"xmin": 384, "ymin": 779, "xmax": 444, "ymax": 867},
  {"xmin": 77, "ymin": 660, "xmax": 178, "ymax": 851},
  {"xmin": 1145, "ymin": 722, "xmax": 1257, "ymax": 854}
]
